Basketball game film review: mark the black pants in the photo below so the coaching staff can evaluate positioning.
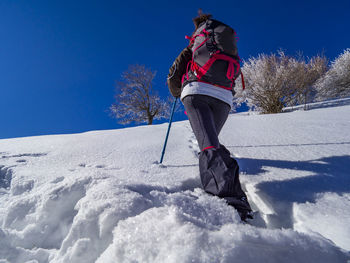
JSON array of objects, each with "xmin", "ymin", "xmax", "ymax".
[
  {"xmin": 183, "ymin": 95, "xmax": 252, "ymax": 216},
  {"xmin": 182, "ymin": 95, "xmax": 230, "ymax": 151}
]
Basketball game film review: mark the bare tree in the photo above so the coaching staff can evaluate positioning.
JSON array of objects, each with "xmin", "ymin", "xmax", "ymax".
[
  {"xmin": 234, "ymin": 51, "xmax": 327, "ymax": 113},
  {"xmin": 289, "ymin": 54, "xmax": 328, "ymax": 109},
  {"xmin": 315, "ymin": 48, "xmax": 350, "ymax": 101},
  {"xmin": 110, "ymin": 64, "xmax": 168, "ymax": 125}
]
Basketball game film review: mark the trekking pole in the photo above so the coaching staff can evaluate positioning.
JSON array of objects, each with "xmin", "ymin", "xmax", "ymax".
[{"xmin": 160, "ymin": 97, "xmax": 178, "ymax": 164}]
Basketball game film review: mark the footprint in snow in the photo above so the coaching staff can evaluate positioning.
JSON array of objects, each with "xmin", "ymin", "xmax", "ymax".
[
  {"xmin": 51, "ymin": 176, "xmax": 65, "ymax": 184},
  {"xmin": 106, "ymin": 167, "xmax": 123, "ymax": 171}
]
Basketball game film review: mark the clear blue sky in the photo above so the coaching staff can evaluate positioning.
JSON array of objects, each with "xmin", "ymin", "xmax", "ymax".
[{"xmin": 1, "ymin": 0, "xmax": 349, "ymax": 139}]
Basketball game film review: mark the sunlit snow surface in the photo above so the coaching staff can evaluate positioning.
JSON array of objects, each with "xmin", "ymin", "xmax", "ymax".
[{"xmin": 1, "ymin": 104, "xmax": 350, "ymax": 263}]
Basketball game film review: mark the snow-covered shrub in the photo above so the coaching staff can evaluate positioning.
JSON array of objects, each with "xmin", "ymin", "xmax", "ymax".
[
  {"xmin": 315, "ymin": 48, "xmax": 350, "ymax": 101},
  {"xmin": 234, "ymin": 51, "xmax": 327, "ymax": 113}
]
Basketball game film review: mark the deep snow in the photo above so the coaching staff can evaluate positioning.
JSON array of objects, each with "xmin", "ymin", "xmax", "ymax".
[{"xmin": 1, "ymin": 104, "xmax": 350, "ymax": 263}]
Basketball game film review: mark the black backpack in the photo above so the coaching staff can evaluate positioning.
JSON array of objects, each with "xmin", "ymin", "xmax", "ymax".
[{"xmin": 183, "ymin": 19, "xmax": 244, "ymax": 91}]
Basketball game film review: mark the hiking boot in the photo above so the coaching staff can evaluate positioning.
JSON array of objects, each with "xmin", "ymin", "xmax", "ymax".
[
  {"xmin": 225, "ymin": 196, "xmax": 253, "ymax": 222},
  {"xmin": 238, "ymin": 209, "xmax": 254, "ymax": 222}
]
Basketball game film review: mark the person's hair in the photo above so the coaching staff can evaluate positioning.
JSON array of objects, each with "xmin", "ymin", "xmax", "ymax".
[{"xmin": 192, "ymin": 13, "xmax": 212, "ymax": 30}]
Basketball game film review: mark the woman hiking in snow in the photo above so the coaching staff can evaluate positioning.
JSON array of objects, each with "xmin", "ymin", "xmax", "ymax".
[{"xmin": 167, "ymin": 12, "xmax": 253, "ymax": 221}]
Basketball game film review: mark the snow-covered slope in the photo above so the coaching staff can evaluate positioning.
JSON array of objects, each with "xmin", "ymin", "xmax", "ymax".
[
  {"xmin": 282, "ymin": 96, "xmax": 350, "ymax": 112},
  {"xmin": 1, "ymin": 105, "xmax": 350, "ymax": 263}
]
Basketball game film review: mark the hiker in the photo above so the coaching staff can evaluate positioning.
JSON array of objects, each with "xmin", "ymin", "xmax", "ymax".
[{"xmin": 167, "ymin": 13, "xmax": 253, "ymax": 221}]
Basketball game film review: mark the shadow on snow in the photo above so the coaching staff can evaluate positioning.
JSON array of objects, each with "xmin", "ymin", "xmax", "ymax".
[{"xmin": 235, "ymin": 154, "xmax": 350, "ymax": 228}]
